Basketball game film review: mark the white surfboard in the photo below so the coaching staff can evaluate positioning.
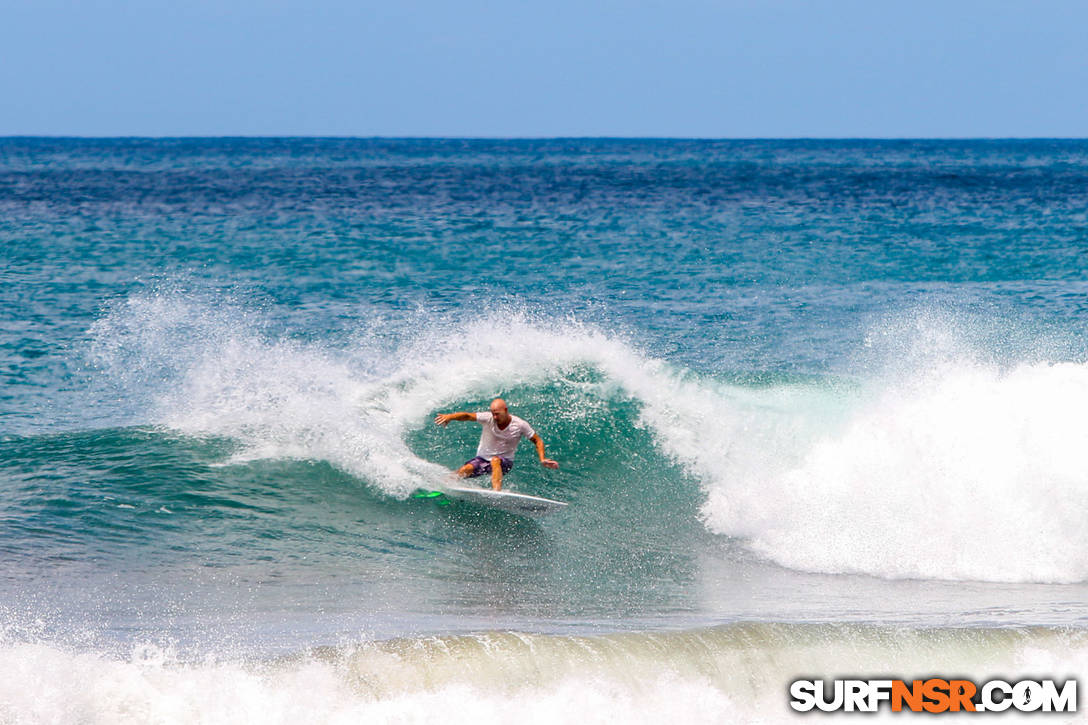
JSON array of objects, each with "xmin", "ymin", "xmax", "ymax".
[{"xmin": 443, "ymin": 486, "xmax": 568, "ymax": 517}]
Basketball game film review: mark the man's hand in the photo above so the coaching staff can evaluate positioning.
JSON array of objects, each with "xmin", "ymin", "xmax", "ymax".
[
  {"xmin": 540, "ymin": 458, "xmax": 559, "ymax": 469},
  {"xmin": 434, "ymin": 411, "xmax": 476, "ymax": 426}
]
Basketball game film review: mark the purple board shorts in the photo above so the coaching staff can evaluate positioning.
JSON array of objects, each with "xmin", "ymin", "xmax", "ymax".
[{"xmin": 464, "ymin": 456, "xmax": 513, "ymax": 477}]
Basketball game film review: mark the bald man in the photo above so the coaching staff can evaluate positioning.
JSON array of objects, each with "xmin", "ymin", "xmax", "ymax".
[{"xmin": 434, "ymin": 398, "xmax": 559, "ymax": 491}]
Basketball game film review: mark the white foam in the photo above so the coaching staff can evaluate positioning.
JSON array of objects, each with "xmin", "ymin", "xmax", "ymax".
[
  {"xmin": 90, "ymin": 294, "xmax": 689, "ymax": 498},
  {"xmin": 701, "ymin": 359, "xmax": 1088, "ymax": 583},
  {"xmin": 2, "ymin": 626, "xmax": 1085, "ymax": 724},
  {"xmin": 90, "ymin": 295, "xmax": 1088, "ymax": 582},
  {"xmin": 0, "ymin": 641, "xmax": 742, "ymax": 724}
]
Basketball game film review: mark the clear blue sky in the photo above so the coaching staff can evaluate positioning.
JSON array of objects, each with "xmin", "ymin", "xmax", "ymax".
[{"xmin": 1, "ymin": 0, "xmax": 1085, "ymax": 137}]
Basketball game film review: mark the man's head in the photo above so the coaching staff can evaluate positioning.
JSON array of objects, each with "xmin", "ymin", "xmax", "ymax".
[{"xmin": 489, "ymin": 398, "xmax": 511, "ymax": 426}]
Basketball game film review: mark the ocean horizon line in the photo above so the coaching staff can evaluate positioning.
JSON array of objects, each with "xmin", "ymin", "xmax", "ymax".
[{"xmin": 3, "ymin": 134, "xmax": 1087, "ymax": 142}]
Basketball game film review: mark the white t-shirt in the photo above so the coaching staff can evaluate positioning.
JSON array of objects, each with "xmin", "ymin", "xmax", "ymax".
[{"xmin": 475, "ymin": 412, "xmax": 536, "ymax": 459}]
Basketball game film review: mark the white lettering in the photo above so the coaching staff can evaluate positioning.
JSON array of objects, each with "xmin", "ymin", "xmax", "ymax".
[
  {"xmin": 1040, "ymin": 680, "xmax": 1077, "ymax": 712},
  {"xmin": 1013, "ymin": 680, "xmax": 1043, "ymax": 712},
  {"xmin": 844, "ymin": 680, "xmax": 869, "ymax": 712},
  {"xmin": 981, "ymin": 680, "xmax": 1012, "ymax": 712},
  {"xmin": 867, "ymin": 680, "xmax": 893, "ymax": 711},
  {"xmin": 816, "ymin": 680, "xmax": 844, "ymax": 712},
  {"xmin": 789, "ymin": 680, "xmax": 817, "ymax": 712}
]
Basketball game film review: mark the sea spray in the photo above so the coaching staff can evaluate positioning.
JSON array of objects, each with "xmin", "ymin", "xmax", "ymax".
[
  {"xmin": 88, "ymin": 292, "xmax": 1088, "ymax": 583},
  {"xmin": 1, "ymin": 624, "xmax": 1084, "ymax": 724}
]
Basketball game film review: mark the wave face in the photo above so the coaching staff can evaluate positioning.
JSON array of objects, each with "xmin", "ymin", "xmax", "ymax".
[
  {"xmin": 64, "ymin": 291, "xmax": 1088, "ymax": 585},
  {"xmin": 1, "ymin": 624, "xmax": 1084, "ymax": 724}
]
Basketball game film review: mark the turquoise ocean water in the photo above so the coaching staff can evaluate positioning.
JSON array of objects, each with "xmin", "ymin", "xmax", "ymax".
[{"xmin": 2, "ymin": 139, "xmax": 1088, "ymax": 721}]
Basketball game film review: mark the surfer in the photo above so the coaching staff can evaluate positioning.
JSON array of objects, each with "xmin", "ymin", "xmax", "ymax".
[{"xmin": 434, "ymin": 398, "xmax": 559, "ymax": 491}]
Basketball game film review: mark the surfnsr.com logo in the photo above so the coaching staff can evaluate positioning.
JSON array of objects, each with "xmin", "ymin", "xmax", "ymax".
[{"xmin": 789, "ymin": 678, "xmax": 1077, "ymax": 713}]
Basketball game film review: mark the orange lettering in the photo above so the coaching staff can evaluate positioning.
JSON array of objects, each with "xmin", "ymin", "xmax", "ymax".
[
  {"xmin": 922, "ymin": 679, "xmax": 951, "ymax": 713},
  {"xmin": 948, "ymin": 680, "xmax": 977, "ymax": 712},
  {"xmin": 892, "ymin": 680, "xmax": 924, "ymax": 712}
]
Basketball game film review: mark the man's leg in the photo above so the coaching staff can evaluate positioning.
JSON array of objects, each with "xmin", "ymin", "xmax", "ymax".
[
  {"xmin": 490, "ymin": 457, "xmax": 504, "ymax": 491},
  {"xmin": 454, "ymin": 460, "xmax": 477, "ymax": 478}
]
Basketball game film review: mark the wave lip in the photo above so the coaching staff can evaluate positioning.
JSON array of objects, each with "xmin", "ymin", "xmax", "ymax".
[{"xmin": 88, "ymin": 293, "xmax": 1088, "ymax": 584}]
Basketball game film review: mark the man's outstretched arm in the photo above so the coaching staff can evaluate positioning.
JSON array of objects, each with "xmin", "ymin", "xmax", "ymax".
[
  {"xmin": 434, "ymin": 411, "xmax": 477, "ymax": 426},
  {"xmin": 530, "ymin": 433, "xmax": 559, "ymax": 469}
]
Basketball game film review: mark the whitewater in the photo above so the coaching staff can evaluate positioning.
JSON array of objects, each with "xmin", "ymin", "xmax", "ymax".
[{"xmin": 86, "ymin": 292, "xmax": 1088, "ymax": 584}]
